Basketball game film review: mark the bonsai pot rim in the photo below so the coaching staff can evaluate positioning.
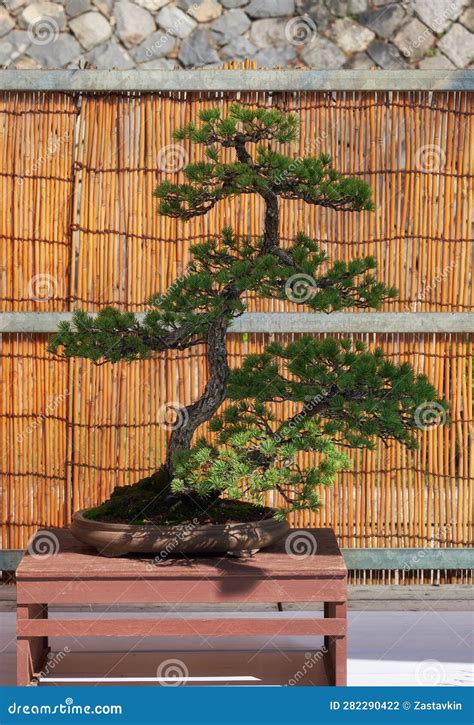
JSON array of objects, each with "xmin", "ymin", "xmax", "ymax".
[{"xmin": 71, "ymin": 508, "xmax": 290, "ymax": 558}]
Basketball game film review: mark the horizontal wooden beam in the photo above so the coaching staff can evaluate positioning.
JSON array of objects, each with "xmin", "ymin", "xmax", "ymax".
[
  {"xmin": 343, "ymin": 548, "xmax": 474, "ymax": 571},
  {"xmin": 0, "ymin": 70, "xmax": 472, "ymax": 93},
  {"xmin": 0, "ymin": 550, "xmax": 24, "ymax": 571},
  {"xmin": 17, "ymin": 617, "xmax": 346, "ymax": 637},
  {"xmin": 230, "ymin": 312, "xmax": 474, "ymax": 334},
  {"xmin": 2, "ymin": 548, "xmax": 472, "ymax": 573},
  {"xmin": 1, "ymin": 312, "xmax": 473, "ymax": 335}
]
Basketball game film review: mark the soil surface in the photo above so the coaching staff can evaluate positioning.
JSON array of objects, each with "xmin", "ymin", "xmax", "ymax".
[{"xmin": 83, "ymin": 468, "xmax": 275, "ymax": 526}]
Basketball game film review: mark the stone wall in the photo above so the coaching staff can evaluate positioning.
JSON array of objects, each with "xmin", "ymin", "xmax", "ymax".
[{"xmin": 1, "ymin": 0, "xmax": 473, "ymax": 70}]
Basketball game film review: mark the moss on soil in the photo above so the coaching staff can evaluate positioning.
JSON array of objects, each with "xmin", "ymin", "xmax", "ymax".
[{"xmin": 83, "ymin": 466, "xmax": 274, "ymax": 525}]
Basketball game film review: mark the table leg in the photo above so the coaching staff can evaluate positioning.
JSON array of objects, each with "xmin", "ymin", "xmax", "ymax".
[
  {"xmin": 17, "ymin": 603, "xmax": 50, "ymax": 686},
  {"xmin": 324, "ymin": 601, "xmax": 347, "ymax": 686}
]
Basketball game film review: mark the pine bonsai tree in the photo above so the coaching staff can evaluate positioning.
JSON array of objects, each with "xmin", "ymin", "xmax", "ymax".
[{"xmin": 49, "ymin": 104, "xmax": 446, "ymax": 523}]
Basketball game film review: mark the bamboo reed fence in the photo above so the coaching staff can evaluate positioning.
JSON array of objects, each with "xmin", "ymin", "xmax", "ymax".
[{"xmin": 0, "ymin": 84, "xmax": 472, "ymax": 583}]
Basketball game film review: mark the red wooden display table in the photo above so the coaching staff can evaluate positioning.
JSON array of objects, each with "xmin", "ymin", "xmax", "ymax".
[{"xmin": 16, "ymin": 527, "xmax": 347, "ymax": 686}]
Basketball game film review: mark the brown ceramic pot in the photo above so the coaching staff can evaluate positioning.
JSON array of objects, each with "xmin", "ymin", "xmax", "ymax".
[{"xmin": 71, "ymin": 509, "xmax": 289, "ymax": 558}]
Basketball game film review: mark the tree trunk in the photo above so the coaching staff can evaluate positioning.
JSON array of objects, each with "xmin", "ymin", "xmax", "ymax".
[
  {"xmin": 262, "ymin": 192, "xmax": 279, "ymax": 251},
  {"xmin": 165, "ymin": 136, "xmax": 282, "ymax": 476},
  {"xmin": 166, "ymin": 316, "xmax": 230, "ymax": 473},
  {"xmin": 234, "ymin": 135, "xmax": 280, "ymax": 251}
]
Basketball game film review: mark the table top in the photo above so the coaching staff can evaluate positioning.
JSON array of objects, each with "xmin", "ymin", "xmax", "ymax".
[{"xmin": 17, "ymin": 528, "xmax": 347, "ymax": 580}]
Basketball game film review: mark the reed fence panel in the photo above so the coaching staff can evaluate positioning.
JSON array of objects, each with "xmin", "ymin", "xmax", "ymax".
[{"xmin": 0, "ymin": 89, "xmax": 472, "ymax": 582}]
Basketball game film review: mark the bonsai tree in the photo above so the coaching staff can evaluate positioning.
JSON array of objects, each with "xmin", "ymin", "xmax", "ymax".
[{"xmin": 49, "ymin": 104, "xmax": 446, "ymax": 524}]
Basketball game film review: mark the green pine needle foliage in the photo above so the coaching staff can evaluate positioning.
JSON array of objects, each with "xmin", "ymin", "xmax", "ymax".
[
  {"xmin": 173, "ymin": 337, "xmax": 448, "ymax": 514},
  {"xmin": 48, "ymin": 229, "xmax": 397, "ymax": 361},
  {"xmin": 48, "ymin": 103, "xmax": 447, "ymax": 517},
  {"xmin": 154, "ymin": 103, "xmax": 374, "ymax": 219}
]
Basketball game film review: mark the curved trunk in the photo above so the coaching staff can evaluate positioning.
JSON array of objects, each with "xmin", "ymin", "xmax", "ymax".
[
  {"xmin": 166, "ymin": 316, "xmax": 230, "ymax": 473},
  {"xmin": 165, "ymin": 137, "xmax": 282, "ymax": 476}
]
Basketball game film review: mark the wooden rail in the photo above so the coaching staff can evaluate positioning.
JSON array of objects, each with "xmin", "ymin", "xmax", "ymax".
[
  {"xmin": 2, "ymin": 548, "xmax": 473, "ymax": 573},
  {"xmin": 16, "ymin": 617, "xmax": 347, "ymax": 637}
]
